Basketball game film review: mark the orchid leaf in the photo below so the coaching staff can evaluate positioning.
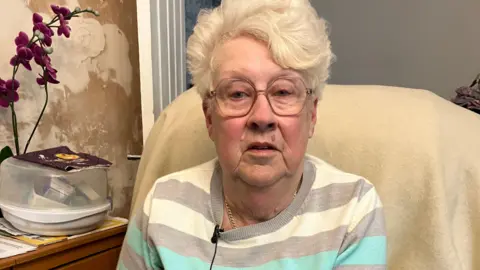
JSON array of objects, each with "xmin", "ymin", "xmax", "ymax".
[{"xmin": 0, "ymin": 146, "xmax": 13, "ymax": 165}]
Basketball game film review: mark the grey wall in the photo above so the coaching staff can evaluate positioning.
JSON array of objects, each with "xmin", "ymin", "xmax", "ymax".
[
  {"xmin": 185, "ymin": 0, "xmax": 222, "ymax": 87},
  {"xmin": 312, "ymin": 0, "xmax": 480, "ymax": 99}
]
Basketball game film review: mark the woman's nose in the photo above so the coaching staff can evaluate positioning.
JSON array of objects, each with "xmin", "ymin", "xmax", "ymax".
[{"xmin": 246, "ymin": 94, "xmax": 277, "ymax": 132}]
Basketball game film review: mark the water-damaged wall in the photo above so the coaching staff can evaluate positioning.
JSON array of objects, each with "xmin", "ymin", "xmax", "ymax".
[{"xmin": 0, "ymin": 0, "xmax": 142, "ymax": 217}]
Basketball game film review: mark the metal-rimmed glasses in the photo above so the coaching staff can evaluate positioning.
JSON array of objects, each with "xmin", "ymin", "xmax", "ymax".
[{"xmin": 208, "ymin": 76, "xmax": 313, "ymax": 117}]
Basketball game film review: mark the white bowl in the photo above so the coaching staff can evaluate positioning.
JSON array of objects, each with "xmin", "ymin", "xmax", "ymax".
[{"xmin": 0, "ymin": 202, "xmax": 110, "ymax": 236}]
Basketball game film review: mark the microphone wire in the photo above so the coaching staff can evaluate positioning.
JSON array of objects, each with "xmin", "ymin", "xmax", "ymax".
[
  {"xmin": 210, "ymin": 237, "xmax": 219, "ymax": 270},
  {"xmin": 210, "ymin": 225, "xmax": 224, "ymax": 270}
]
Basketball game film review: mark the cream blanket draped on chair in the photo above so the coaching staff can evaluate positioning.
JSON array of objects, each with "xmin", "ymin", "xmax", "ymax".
[{"xmin": 131, "ymin": 84, "xmax": 480, "ymax": 270}]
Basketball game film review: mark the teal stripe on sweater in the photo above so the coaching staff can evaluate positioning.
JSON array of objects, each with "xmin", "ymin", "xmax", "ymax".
[
  {"xmin": 126, "ymin": 221, "xmax": 144, "ymax": 255},
  {"xmin": 124, "ymin": 226, "xmax": 385, "ymax": 269},
  {"xmin": 335, "ymin": 236, "xmax": 387, "ymax": 266},
  {"xmin": 117, "ymin": 261, "xmax": 127, "ymax": 270},
  {"xmin": 125, "ymin": 221, "xmax": 156, "ymax": 269},
  {"xmin": 158, "ymin": 247, "xmax": 338, "ymax": 269}
]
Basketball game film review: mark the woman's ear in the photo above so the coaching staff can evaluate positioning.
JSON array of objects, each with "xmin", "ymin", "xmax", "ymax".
[
  {"xmin": 203, "ymin": 99, "xmax": 214, "ymax": 139},
  {"xmin": 308, "ymin": 97, "xmax": 318, "ymax": 138}
]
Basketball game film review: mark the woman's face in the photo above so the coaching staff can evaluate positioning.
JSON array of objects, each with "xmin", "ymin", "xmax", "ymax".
[{"xmin": 204, "ymin": 35, "xmax": 318, "ymax": 188}]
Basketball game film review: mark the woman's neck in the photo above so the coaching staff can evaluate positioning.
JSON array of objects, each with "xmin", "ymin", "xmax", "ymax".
[{"xmin": 222, "ymin": 170, "xmax": 303, "ymax": 230}]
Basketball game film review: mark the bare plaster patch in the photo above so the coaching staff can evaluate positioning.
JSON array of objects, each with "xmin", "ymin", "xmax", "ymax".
[{"xmin": 0, "ymin": 0, "xmax": 140, "ymax": 217}]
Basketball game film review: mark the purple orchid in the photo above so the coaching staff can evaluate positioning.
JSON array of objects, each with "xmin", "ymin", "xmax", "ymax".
[
  {"xmin": 33, "ymin": 22, "xmax": 54, "ymax": 46},
  {"xmin": 36, "ymin": 64, "xmax": 60, "ymax": 85},
  {"xmin": 51, "ymin": 5, "xmax": 71, "ymax": 18},
  {"xmin": 57, "ymin": 14, "xmax": 71, "ymax": 38},
  {"xmin": 32, "ymin": 45, "xmax": 59, "ymax": 85},
  {"xmin": 32, "ymin": 12, "xmax": 54, "ymax": 45},
  {"xmin": 0, "ymin": 5, "xmax": 100, "ymax": 157},
  {"xmin": 10, "ymin": 32, "xmax": 33, "ymax": 70},
  {"xmin": 17, "ymin": 44, "xmax": 33, "ymax": 59},
  {"xmin": 15, "ymin": 31, "xmax": 29, "ymax": 47},
  {"xmin": 32, "ymin": 44, "xmax": 44, "ymax": 65},
  {"xmin": 0, "ymin": 79, "xmax": 20, "ymax": 108},
  {"xmin": 33, "ymin": 13, "xmax": 43, "ymax": 24}
]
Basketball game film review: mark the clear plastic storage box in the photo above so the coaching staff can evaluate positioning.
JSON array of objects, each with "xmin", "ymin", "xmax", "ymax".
[{"xmin": 0, "ymin": 157, "xmax": 111, "ymax": 236}]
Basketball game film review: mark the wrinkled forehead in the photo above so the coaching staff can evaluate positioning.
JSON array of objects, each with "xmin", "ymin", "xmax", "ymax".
[{"xmin": 212, "ymin": 36, "xmax": 304, "ymax": 89}]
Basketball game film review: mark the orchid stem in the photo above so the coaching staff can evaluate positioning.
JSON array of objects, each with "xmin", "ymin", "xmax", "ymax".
[
  {"xmin": 9, "ymin": 64, "xmax": 20, "ymax": 156},
  {"xmin": 8, "ymin": 36, "xmax": 34, "ymax": 156},
  {"xmin": 23, "ymin": 68, "xmax": 48, "ymax": 154},
  {"xmin": 9, "ymin": 103, "xmax": 19, "ymax": 156},
  {"xmin": 47, "ymin": 16, "xmax": 59, "ymax": 26},
  {"xmin": 27, "ymin": 36, "xmax": 35, "ymax": 47}
]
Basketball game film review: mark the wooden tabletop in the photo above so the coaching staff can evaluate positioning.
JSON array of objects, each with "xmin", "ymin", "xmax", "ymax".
[{"xmin": 0, "ymin": 225, "xmax": 127, "ymax": 270}]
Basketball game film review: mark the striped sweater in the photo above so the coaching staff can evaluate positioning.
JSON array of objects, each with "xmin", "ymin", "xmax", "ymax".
[{"xmin": 118, "ymin": 155, "xmax": 387, "ymax": 269}]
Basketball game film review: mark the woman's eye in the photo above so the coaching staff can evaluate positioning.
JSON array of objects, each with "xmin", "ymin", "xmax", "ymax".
[
  {"xmin": 273, "ymin": 89, "xmax": 292, "ymax": 96},
  {"xmin": 229, "ymin": 91, "xmax": 248, "ymax": 99}
]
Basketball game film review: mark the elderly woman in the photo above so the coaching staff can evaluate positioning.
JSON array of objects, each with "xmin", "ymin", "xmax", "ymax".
[{"xmin": 118, "ymin": 0, "xmax": 386, "ymax": 269}]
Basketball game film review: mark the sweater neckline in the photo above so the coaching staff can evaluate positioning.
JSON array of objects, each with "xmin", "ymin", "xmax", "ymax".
[{"xmin": 210, "ymin": 158, "xmax": 316, "ymax": 241}]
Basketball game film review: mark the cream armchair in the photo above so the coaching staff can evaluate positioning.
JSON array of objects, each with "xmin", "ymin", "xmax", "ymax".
[{"xmin": 130, "ymin": 84, "xmax": 480, "ymax": 270}]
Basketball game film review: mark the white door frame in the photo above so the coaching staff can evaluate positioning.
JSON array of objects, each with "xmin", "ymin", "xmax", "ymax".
[{"xmin": 136, "ymin": 0, "xmax": 186, "ymax": 144}]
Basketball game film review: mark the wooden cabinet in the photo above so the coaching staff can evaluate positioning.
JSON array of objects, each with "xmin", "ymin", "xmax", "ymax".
[
  {"xmin": 0, "ymin": 225, "xmax": 126, "ymax": 270},
  {"xmin": 55, "ymin": 247, "xmax": 121, "ymax": 270}
]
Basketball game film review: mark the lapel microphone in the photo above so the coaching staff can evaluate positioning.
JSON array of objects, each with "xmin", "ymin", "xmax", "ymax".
[
  {"xmin": 211, "ymin": 225, "xmax": 223, "ymax": 243},
  {"xmin": 210, "ymin": 225, "xmax": 224, "ymax": 269}
]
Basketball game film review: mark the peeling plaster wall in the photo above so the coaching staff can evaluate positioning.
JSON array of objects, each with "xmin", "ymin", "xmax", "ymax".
[{"xmin": 0, "ymin": 0, "xmax": 142, "ymax": 217}]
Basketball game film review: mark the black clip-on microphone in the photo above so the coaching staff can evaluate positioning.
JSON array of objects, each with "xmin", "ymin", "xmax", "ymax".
[{"xmin": 210, "ymin": 225, "xmax": 224, "ymax": 269}]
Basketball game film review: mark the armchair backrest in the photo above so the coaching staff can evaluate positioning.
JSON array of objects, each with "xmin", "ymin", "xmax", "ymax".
[{"xmin": 132, "ymin": 84, "xmax": 480, "ymax": 270}]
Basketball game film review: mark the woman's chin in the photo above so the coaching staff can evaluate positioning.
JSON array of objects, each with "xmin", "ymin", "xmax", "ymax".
[{"xmin": 235, "ymin": 164, "xmax": 285, "ymax": 188}]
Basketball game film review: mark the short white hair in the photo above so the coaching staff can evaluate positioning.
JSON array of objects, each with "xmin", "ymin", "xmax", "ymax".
[{"xmin": 186, "ymin": 0, "xmax": 335, "ymax": 99}]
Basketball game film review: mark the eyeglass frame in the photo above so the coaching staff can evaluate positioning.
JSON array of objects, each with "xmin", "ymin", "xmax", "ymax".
[{"xmin": 207, "ymin": 76, "xmax": 315, "ymax": 117}]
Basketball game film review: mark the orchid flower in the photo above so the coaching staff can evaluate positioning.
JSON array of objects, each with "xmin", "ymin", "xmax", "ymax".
[{"xmin": 0, "ymin": 5, "xmax": 100, "ymax": 162}]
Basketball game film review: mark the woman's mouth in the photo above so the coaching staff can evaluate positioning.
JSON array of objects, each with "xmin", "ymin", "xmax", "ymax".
[{"xmin": 246, "ymin": 143, "xmax": 278, "ymax": 155}]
